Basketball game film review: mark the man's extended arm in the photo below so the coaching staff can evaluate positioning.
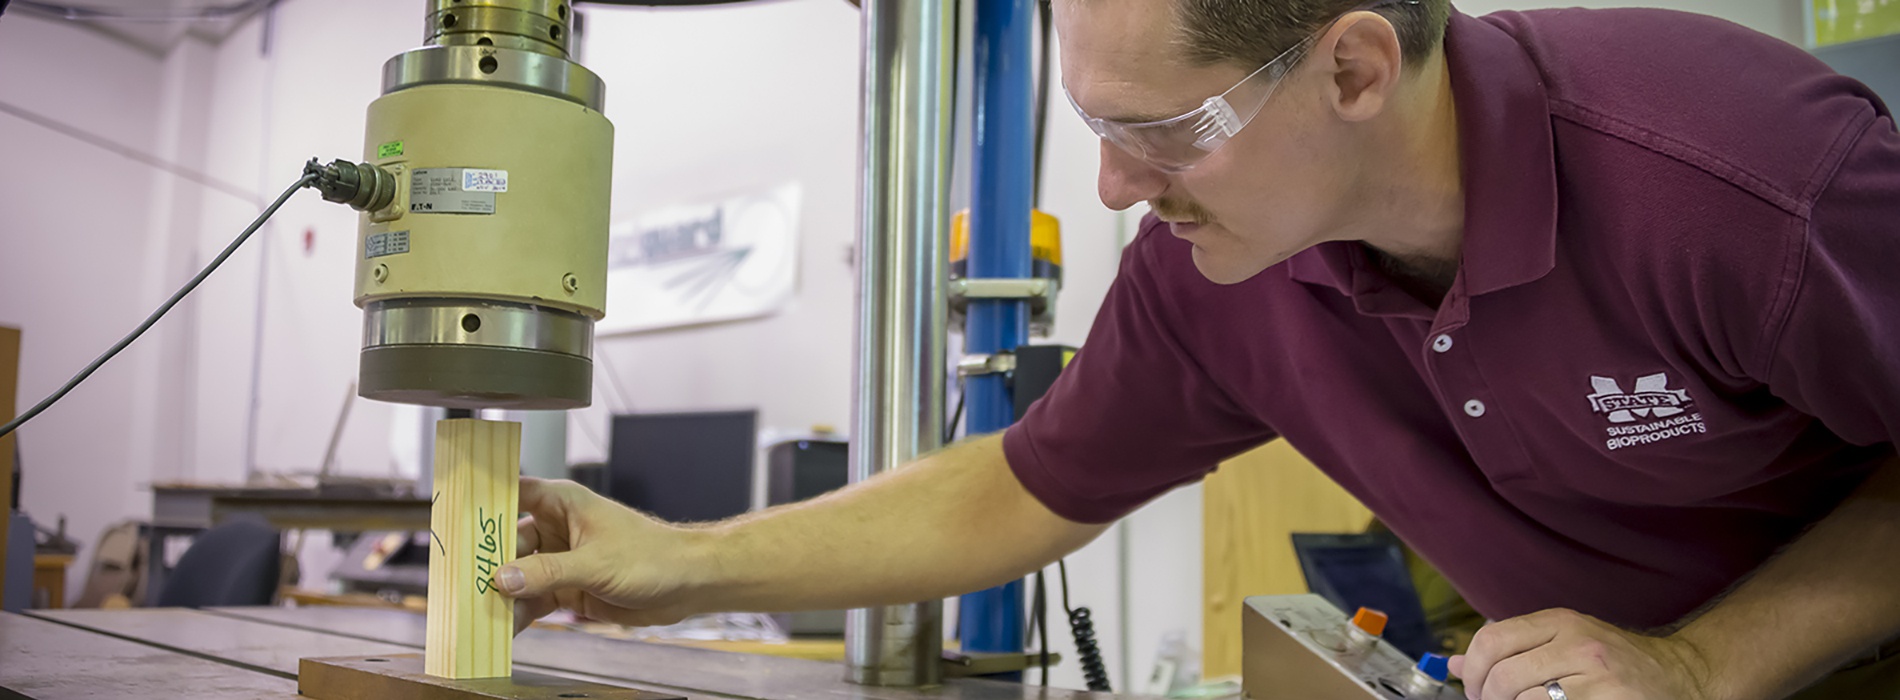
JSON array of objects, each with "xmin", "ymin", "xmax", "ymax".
[
  {"xmin": 1672, "ymin": 457, "xmax": 1900, "ymax": 699},
  {"xmin": 1451, "ymin": 458, "xmax": 1900, "ymax": 700},
  {"xmin": 498, "ymin": 434, "xmax": 1109, "ymax": 627}
]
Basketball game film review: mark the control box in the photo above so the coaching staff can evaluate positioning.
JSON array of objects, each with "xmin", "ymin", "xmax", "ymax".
[{"xmin": 1242, "ymin": 595, "xmax": 1461, "ymax": 700}]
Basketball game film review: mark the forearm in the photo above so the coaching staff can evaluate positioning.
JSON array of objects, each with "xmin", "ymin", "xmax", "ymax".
[
  {"xmin": 686, "ymin": 434, "xmax": 1108, "ymax": 614},
  {"xmin": 1677, "ymin": 458, "xmax": 1900, "ymax": 700}
]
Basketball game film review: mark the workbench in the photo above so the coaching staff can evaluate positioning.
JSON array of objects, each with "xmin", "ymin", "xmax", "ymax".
[
  {"xmin": 0, "ymin": 606, "xmax": 1122, "ymax": 700},
  {"xmin": 145, "ymin": 484, "xmax": 430, "ymax": 605}
]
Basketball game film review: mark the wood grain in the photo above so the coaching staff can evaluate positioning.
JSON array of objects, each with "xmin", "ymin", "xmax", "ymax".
[
  {"xmin": 427, "ymin": 418, "xmax": 521, "ymax": 679},
  {"xmin": 1202, "ymin": 441, "xmax": 1372, "ymax": 679},
  {"xmin": 0, "ymin": 326, "xmax": 20, "ymax": 605}
]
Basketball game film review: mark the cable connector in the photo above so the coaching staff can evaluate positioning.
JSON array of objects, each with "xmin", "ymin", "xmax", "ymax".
[{"xmin": 305, "ymin": 157, "xmax": 396, "ymax": 212}]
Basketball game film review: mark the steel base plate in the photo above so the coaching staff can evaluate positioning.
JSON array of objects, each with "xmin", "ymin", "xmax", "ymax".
[{"xmin": 299, "ymin": 654, "xmax": 684, "ymax": 700}]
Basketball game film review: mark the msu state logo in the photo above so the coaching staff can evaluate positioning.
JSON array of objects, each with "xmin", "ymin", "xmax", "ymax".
[
  {"xmin": 1587, "ymin": 372, "xmax": 1707, "ymax": 451},
  {"xmin": 1587, "ymin": 373, "xmax": 1692, "ymax": 424}
]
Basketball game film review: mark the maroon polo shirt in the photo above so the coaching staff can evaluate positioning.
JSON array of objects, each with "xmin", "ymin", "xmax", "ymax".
[{"xmin": 1005, "ymin": 8, "xmax": 1900, "ymax": 628}]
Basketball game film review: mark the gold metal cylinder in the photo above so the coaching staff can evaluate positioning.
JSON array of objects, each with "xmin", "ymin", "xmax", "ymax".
[{"xmin": 426, "ymin": 0, "xmax": 574, "ymax": 58}]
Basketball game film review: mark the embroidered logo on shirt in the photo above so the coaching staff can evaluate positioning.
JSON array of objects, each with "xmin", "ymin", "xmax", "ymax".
[{"xmin": 1587, "ymin": 373, "xmax": 1706, "ymax": 450}]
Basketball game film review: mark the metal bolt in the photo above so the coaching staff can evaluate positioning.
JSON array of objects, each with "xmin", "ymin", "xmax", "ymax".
[
  {"xmin": 373, "ymin": 264, "xmax": 388, "ymax": 283},
  {"xmin": 563, "ymin": 273, "xmax": 579, "ymax": 294}
]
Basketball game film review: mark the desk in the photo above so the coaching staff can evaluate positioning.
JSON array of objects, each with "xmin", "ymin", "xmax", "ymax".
[
  {"xmin": 145, "ymin": 485, "xmax": 429, "ymax": 605},
  {"xmin": 2, "ymin": 606, "xmax": 1123, "ymax": 700}
]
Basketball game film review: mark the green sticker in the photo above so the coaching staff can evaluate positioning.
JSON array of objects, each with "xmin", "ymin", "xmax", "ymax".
[{"xmin": 377, "ymin": 140, "xmax": 405, "ymax": 159}]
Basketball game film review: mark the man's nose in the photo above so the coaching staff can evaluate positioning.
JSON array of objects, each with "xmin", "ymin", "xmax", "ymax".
[{"xmin": 1097, "ymin": 140, "xmax": 1168, "ymax": 211}]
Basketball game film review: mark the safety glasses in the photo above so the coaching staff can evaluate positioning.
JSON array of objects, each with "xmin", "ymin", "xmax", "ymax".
[{"xmin": 1066, "ymin": 0, "xmax": 1419, "ymax": 172}]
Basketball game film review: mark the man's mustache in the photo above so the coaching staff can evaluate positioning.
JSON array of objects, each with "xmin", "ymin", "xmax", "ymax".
[{"xmin": 1152, "ymin": 199, "xmax": 1212, "ymax": 224}]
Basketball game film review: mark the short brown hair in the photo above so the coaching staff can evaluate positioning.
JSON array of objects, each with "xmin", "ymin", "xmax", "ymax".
[{"xmin": 1173, "ymin": 0, "xmax": 1450, "ymax": 69}]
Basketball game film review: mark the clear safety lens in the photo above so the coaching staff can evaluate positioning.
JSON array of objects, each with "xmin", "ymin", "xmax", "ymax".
[
  {"xmin": 1072, "ymin": 0, "xmax": 1418, "ymax": 171},
  {"xmin": 1069, "ymin": 38, "xmax": 1312, "ymax": 172}
]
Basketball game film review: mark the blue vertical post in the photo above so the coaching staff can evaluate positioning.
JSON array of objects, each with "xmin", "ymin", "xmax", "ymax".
[{"xmin": 959, "ymin": 0, "xmax": 1034, "ymax": 671}]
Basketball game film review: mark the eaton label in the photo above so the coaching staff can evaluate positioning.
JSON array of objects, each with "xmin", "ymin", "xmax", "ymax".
[
  {"xmin": 409, "ymin": 168, "xmax": 495, "ymax": 214},
  {"xmin": 462, "ymin": 169, "xmax": 508, "ymax": 193},
  {"xmin": 365, "ymin": 230, "xmax": 410, "ymax": 258}
]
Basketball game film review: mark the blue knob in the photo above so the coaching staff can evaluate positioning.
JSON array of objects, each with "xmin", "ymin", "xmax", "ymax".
[{"xmin": 1416, "ymin": 653, "xmax": 1450, "ymax": 682}]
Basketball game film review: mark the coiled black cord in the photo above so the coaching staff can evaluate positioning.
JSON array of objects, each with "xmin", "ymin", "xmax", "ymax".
[{"xmin": 1059, "ymin": 560, "xmax": 1112, "ymax": 692}]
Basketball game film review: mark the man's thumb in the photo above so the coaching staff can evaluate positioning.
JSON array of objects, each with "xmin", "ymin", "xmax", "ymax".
[{"xmin": 497, "ymin": 551, "xmax": 585, "ymax": 598}]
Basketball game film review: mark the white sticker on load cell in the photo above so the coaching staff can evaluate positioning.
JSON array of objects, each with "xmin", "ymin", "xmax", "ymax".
[
  {"xmin": 410, "ymin": 168, "xmax": 497, "ymax": 214},
  {"xmin": 462, "ymin": 169, "xmax": 508, "ymax": 192},
  {"xmin": 365, "ymin": 230, "xmax": 409, "ymax": 258}
]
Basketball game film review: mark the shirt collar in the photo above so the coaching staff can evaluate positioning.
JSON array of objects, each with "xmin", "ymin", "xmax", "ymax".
[{"xmin": 1287, "ymin": 11, "xmax": 1559, "ymax": 301}]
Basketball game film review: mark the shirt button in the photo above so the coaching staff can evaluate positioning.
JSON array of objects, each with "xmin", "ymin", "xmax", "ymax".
[
  {"xmin": 1463, "ymin": 399, "xmax": 1486, "ymax": 418},
  {"xmin": 1432, "ymin": 335, "xmax": 1453, "ymax": 353}
]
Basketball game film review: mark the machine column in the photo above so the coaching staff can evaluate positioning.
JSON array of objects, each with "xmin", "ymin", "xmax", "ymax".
[{"xmin": 844, "ymin": 0, "xmax": 956, "ymax": 687}]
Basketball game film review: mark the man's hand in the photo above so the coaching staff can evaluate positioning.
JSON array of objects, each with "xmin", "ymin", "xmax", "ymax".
[
  {"xmin": 1448, "ymin": 608, "xmax": 1715, "ymax": 700},
  {"xmin": 498, "ymin": 477, "xmax": 713, "ymax": 633},
  {"xmin": 494, "ymin": 436, "xmax": 1103, "ymax": 637}
]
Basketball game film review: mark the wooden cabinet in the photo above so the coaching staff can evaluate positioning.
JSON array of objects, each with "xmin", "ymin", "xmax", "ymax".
[
  {"xmin": 1, "ymin": 326, "xmax": 19, "ymax": 603},
  {"xmin": 1202, "ymin": 440, "xmax": 1371, "ymax": 679}
]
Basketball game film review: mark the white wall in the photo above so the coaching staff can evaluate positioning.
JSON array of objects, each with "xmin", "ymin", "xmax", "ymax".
[
  {"xmin": 1, "ymin": 13, "xmax": 195, "ymax": 602},
  {"xmin": 1, "ymin": 0, "xmax": 423, "ymax": 603},
  {"xmin": 565, "ymin": 1, "xmax": 866, "ymax": 461}
]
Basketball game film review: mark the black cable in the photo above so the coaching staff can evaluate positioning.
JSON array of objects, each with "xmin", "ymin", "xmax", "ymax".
[
  {"xmin": 945, "ymin": 379, "xmax": 967, "ymax": 440},
  {"xmin": 1031, "ymin": 0, "xmax": 1052, "ymax": 208},
  {"xmin": 1058, "ymin": 559, "xmax": 1112, "ymax": 692},
  {"xmin": 1034, "ymin": 570, "xmax": 1050, "ymax": 686},
  {"xmin": 0, "ymin": 172, "xmax": 317, "ymax": 439}
]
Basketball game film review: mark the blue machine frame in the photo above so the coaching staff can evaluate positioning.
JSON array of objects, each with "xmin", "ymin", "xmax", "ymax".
[{"xmin": 957, "ymin": 0, "xmax": 1037, "ymax": 665}]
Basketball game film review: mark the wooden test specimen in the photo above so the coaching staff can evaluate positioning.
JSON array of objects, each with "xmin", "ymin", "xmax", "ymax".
[{"xmin": 426, "ymin": 418, "xmax": 520, "ymax": 679}]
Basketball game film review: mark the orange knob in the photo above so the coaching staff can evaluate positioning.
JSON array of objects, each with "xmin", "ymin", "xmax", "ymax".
[{"xmin": 1351, "ymin": 607, "xmax": 1389, "ymax": 637}]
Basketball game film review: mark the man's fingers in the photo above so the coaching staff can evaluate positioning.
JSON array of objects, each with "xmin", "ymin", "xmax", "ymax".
[
  {"xmin": 1458, "ymin": 611, "xmax": 1566, "ymax": 699},
  {"xmin": 1480, "ymin": 643, "xmax": 1590, "ymax": 700},
  {"xmin": 514, "ymin": 595, "xmax": 560, "ymax": 636},
  {"xmin": 519, "ymin": 477, "xmax": 587, "ymax": 517},
  {"xmin": 1510, "ymin": 676, "xmax": 1583, "ymax": 700},
  {"xmin": 497, "ymin": 550, "xmax": 593, "ymax": 599},
  {"xmin": 517, "ymin": 514, "xmax": 541, "ymax": 555}
]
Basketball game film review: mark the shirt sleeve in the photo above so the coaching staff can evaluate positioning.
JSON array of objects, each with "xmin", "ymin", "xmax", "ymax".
[
  {"xmin": 1003, "ymin": 220, "xmax": 1276, "ymax": 524},
  {"xmin": 1761, "ymin": 115, "xmax": 1900, "ymax": 447}
]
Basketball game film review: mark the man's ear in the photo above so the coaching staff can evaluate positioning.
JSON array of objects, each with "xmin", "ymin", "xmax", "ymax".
[{"xmin": 1315, "ymin": 11, "xmax": 1404, "ymax": 123}]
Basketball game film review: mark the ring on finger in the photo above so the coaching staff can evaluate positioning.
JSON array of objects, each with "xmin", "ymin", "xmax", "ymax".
[{"xmin": 1545, "ymin": 681, "xmax": 1568, "ymax": 700}]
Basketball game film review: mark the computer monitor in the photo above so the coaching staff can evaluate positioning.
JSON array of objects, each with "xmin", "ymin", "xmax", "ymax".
[
  {"xmin": 1291, "ymin": 532, "xmax": 1437, "ymax": 658},
  {"xmin": 607, "ymin": 410, "xmax": 757, "ymax": 524},
  {"xmin": 765, "ymin": 438, "xmax": 849, "ymax": 506}
]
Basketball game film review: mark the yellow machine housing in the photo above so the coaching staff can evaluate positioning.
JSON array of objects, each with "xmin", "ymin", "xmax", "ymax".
[{"xmin": 352, "ymin": 0, "xmax": 613, "ymax": 410}]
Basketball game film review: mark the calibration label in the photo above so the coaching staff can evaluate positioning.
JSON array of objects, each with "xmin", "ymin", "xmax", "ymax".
[
  {"xmin": 409, "ymin": 168, "xmax": 504, "ymax": 214},
  {"xmin": 365, "ymin": 230, "xmax": 409, "ymax": 258}
]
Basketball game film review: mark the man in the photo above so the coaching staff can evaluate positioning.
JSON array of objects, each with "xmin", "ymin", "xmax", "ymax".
[{"xmin": 497, "ymin": 1, "xmax": 1900, "ymax": 698}]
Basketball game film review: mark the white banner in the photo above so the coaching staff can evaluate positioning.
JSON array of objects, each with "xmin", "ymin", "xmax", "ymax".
[{"xmin": 600, "ymin": 183, "xmax": 802, "ymax": 334}]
